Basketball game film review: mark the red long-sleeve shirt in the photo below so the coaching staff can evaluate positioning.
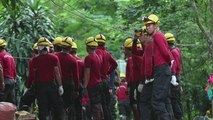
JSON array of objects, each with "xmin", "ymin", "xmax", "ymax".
[
  {"xmin": 96, "ymin": 46, "xmax": 118, "ymax": 78},
  {"xmin": 73, "ymin": 55, "xmax": 84, "ymax": 83},
  {"xmin": 153, "ymin": 31, "xmax": 173, "ymax": 67},
  {"xmin": 0, "ymin": 51, "xmax": 16, "ymax": 79},
  {"xmin": 32, "ymin": 53, "xmax": 61, "ymax": 82},
  {"xmin": 84, "ymin": 53, "xmax": 102, "ymax": 90},
  {"xmin": 143, "ymin": 31, "xmax": 173, "ymax": 77},
  {"xmin": 27, "ymin": 58, "xmax": 34, "ymax": 87},
  {"xmin": 55, "ymin": 52, "xmax": 79, "ymax": 89},
  {"xmin": 170, "ymin": 48, "xmax": 181, "ymax": 76},
  {"xmin": 126, "ymin": 57, "xmax": 134, "ymax": 85},
  {"xmin": 132, "ymin": 40, "xmax": 144, "ymax": 56},
  {"xmin": 132, "ymin": 42, "xmax": 145, "ymax": 82},
  {"xmin": 132, "ymin": 55, "xmax": 144, "ymax": 83},
  {"xmin": 143, "ymin": 43, "xmax": 154, "ymax": 77}
]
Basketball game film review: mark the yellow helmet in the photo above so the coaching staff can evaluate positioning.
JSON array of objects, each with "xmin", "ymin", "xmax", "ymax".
[
  {"xmin": 71, "ymin": 42, "xmax": 77, "ymax": 49},
  {"xmin": 53, "ymin": 37, "xmax": 63, "ymax": 45},
  {"xmin": 120, "ymin": 73, "xmax": 126, "ymax": 78},
  {"xmin": 124, "ymin": 38, "xmax": 141, "ymax": 48},
  {"xmin": 0, "ymin": 39, "xmax": 7, "ymax": 46},
  {"xmin": 33, "ymin": 43, "xmax": 38, "ymax": 50},
  {"xmin": 144, "ymin": 14, "xmax": 160, "ymax": 25},
  {"xmin": 86, "ymin": 37, "xmax": 98, "ymax": 47},
  {"xmin": 124, "ymin": 38, "xmax": 133, "ymax": 48},
  {"xmin": 37, "ymin": 37, "xmax": 52, "ymax": 46},
  {"xmin": 61, "ymin": 37, "xmax": 73, "ymax": 47},
  {"xmin": 165, "ymin": 33, "xmax": 176, "ymax": 42},
  {"xmin": 95, "ymin": 34, "xmax": 106, "ymax": 43}
]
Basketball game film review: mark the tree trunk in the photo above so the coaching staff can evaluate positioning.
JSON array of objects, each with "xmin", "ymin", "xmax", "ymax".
[
  {"xmin": 210, "ymin": 0, "xmax": 213, "ymax": 62},
  {"xmin": 192, "ymin": 0, "xmax": 213, "ymax": 62}
]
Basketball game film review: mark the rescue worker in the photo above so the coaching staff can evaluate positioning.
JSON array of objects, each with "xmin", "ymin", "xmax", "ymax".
[
  {"xmin": 70, "ymin": 42, "xmax": 84, "ymax": 120},
  {"xmin": 0, "ymin": 38, "xmax": 16, "ymax": 104},
  {"xmin": 55, "ymin": 37, "xmax": 79, "ymax": 120},
  {"xmin": 31, "ymin": 37, "xmax": 64, "ymax": 120},
  {"xmin": 133, "ymin": 26, "xmax": 156, "ymax": 120},
  {"xmin": 165, "ymin": 33, "xmax": 183, "ymax": 120},
  {"xmin": 132, "ymin": 26, "xmax": 147, "ymax": 120},
  {"xmin": 142, "ymin": 14, "xmax": 174, "ymax": 120},
  {"xmin": 123, "ymin": 38, "xmax": 140, "ymax": 120},
  {"xmin": 116, "ymin": 73, "xmax": 130, "ymax": 120},
  {"xmin": 132, "ymin": 39, "xmax": 145, "ymax": 120},
  {"xmin": 53, "ymin": 37, "xmax": 63, "ymax": 52},
  {"xmin": 19, "ymin": 43, "xmax": 39, "ymax": 111},
  {"xmin": 95, "ymin": 34, "xmax": 118, "ymax": 120},
  {"xmin": 83, "ymin": 37, "xmax": 104, "ymax": 120}
]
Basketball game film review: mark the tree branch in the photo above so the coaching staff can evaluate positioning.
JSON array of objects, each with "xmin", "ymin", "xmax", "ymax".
[
  {"xmin": 209, "ymin": 0, "xmax": 213, "ymax": 62},
  {"xmin": 192, "ymin": 0, "xmax": 210, "ymax": 40},
  {"xmin": 210, "ymin": 0, "xmax": 213, "ymax": 35},
  {"xmin": 192, "ymin": 0, "xmax": 213, "ymax": 61}
]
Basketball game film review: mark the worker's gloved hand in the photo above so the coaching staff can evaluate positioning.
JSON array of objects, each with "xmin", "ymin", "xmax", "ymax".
[
  {"xmin": 134, "ymin": 89, "xmax": 137, "ymax": 100},
  {"xmin": 109, "ymin": 88, "xmax": 113, "ymax": 96},
  {"xmin": 58, "ymin": 86, "xmax": 64, "ymax": 96},
  {"xmin": 171, "ymin": 75, "xmax": 179, "ymax": 86},
  {"xmin": 137, "ymin": 83, "xmax": 144, "ymax": 93},
  {"xmin": 145, "ymin": 78, "xmax": 154, "ymax": 84}
]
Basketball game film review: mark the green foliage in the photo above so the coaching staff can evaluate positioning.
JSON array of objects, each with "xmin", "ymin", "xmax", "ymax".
[
  {"xmin": 0, "ymin": 0, "xmax": 55, "ymax": 77},
  {"xmin": 0, "ymin": 0, "xmax": 22, "ymax": 11}
]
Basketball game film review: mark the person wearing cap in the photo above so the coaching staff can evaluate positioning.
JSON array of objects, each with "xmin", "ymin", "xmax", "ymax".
[
  {"xmin": 53, "ymin": 37, "xmax": 63, "ymax": 52},
  {"xmin": 0, "ymin": 38, "xmax": 16, "ymax": 104},
  {"xmin": 165, "ymin": 33, "xmax": 183, "ymax": 120},
  {"xmin": 31, "ymin": 37, "xmax": 64, "ymax": 120},
  {"xmin": 123, "ymin": 38, "xmax": 140, "ymax": 120},
  {"xmin": 142, "ymin": 14, "xmax": 174, "ymax": 119},
  {"xmin": 116, "ymin": 73, "xmax": 130, "ymax": 120},
  {"xmin": 55, "ymin": 37, "xmax": 79, "ymax": 119},
  {"xmin": 70, "ymin": 41, "xmax": 84, "ymax": 120},
  {"xmin": 95, "ymin": 34, "xmax": 118, "ymax": 120},
  {"xmin": 70, "ymin": 42, "xmax": 84, "ymax": 83},
  {"xmin": 83, "ymin": 37, "xmax": 104, "ymax": 120},
  {"xmin": 27, "ymin": 43, "xmax": 39, "ymax": 88},
  {"xmin": 133, "ymin": 26, "xmax": 156, "ymax": 120},
  {"xmin": 19, "ymin": 42, "xmax": 39, "ymax": 111}
]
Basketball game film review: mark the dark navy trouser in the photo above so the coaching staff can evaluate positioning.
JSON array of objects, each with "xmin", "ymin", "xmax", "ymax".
[
  {"xmin": 170, "ymin": 76, "xmax": 183, "ymax": 119},
  {"xmin": 152, "ymin": 64, "xmax": 174, "ymax": 120},
  {"xmin": 0, "ymin": 78, "xmax": 15, "ymax": 104}
]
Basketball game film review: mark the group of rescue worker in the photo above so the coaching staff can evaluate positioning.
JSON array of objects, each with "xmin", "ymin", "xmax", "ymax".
[
  {"xmin": 0, "ymin": 13, "xmax": 183, "ymax": 120},
  {"xmin": 118, "ymin": 14, "xmax": 183, "ymax": 120}
]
